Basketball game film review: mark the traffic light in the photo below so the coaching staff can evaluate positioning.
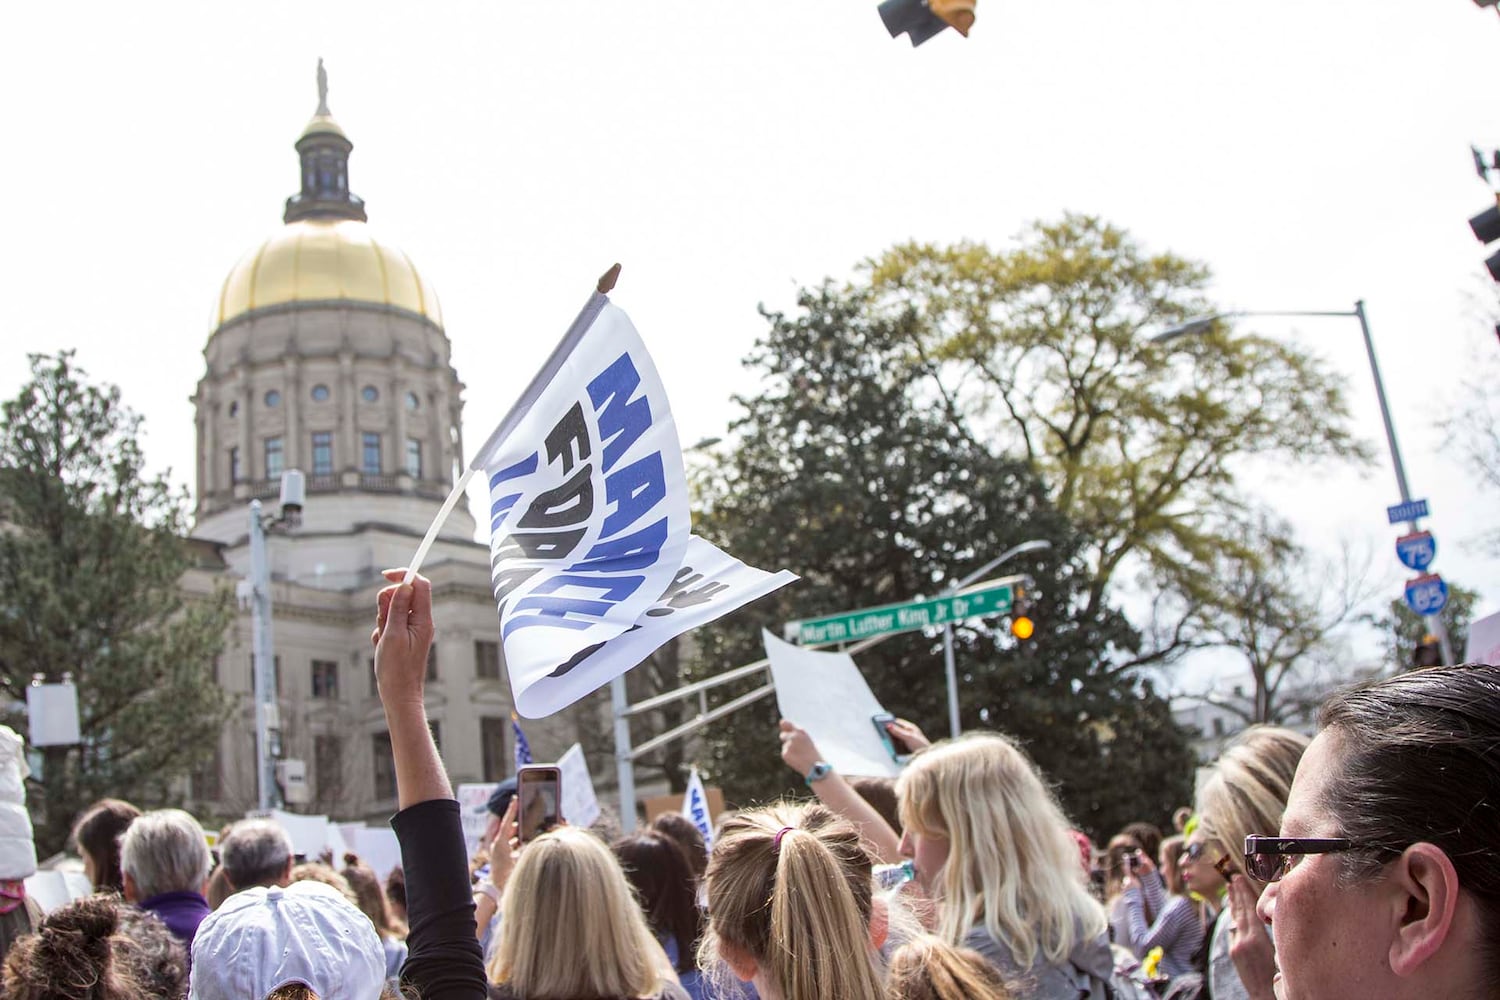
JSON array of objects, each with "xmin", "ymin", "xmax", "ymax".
[
  {"xmin": 1414, "ymin": 634, "xmax": 1443, "ymax": 668},
  {"xmin": 877, "ymin": 0, "xmax": 975, "ymax": 46},
  {"xmin": 1010, "ymin": 585, "xmax": 1034, "ymax": 640},
  {"xmin": 1468, "ymin": 193, "xmax": 1500, "ymax": 281}
]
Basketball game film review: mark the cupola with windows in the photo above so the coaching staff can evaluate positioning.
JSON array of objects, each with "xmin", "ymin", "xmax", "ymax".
[{"xmin": 191, "ymin": 63, "xmax": 474, "ymax": 553}]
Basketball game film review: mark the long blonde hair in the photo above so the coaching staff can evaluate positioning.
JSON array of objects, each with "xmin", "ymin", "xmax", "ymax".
[
  {"xmin": 886, "ymin": 934, "xmax": 1013, "ymax": 1000},
  {"xmin": 1194, "ymin": 725, "xmax": 1308, "ymax": 890},
  {"xmin": 488, "ymin": 826, "xmax": 674, "ymax": 998},
  {"xmin": 897, "ymin": 733, "xmax": 1105, "ymax": 970},
  {"xmin": 700, "ymin": 802, "xmax": 883, "ymax": 1000}
]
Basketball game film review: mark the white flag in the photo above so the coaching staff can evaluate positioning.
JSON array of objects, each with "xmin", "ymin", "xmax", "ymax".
[
  {"xmin": 682, "ymin": 767, "xmax": 714, "ymax": 855},
  {"xmin": 468, "ymin": 291, "xmax": 796, "ymax": 718}
]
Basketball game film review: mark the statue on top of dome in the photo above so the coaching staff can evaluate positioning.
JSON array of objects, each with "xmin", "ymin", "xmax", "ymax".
[{"xmin": 316, "ymin": 57, "xmax": 329, "ymax": 116}]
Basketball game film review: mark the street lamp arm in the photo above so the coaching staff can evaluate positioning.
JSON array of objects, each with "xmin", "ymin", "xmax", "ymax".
[
  {"xmin": 949, "ymin": 539, "xmax": 1053, "ymax": 592},
  {"xmin": 1149, "ymin": 308, "xmax": 1360, "ymax": 343},
  {"xmin": 1143, "ymin": 301, "xmax": 1455, "ymax": 667}
]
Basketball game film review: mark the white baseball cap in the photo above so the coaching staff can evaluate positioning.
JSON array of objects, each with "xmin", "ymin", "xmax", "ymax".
[{"xmin": 189, "ymin": 880, "xmax": 385, "ymax": 1000}]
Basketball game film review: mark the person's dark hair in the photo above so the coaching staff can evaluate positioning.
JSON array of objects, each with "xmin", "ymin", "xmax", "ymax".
[
  {"xmin": 266, "ymin": 985, "xmax": 406, "ymax": 1000},
  {"xmin": 113, "ymin": 907, "xmax": 187, "ymax": 998},
  {"xmin": 611, "ymin": 832, "xmax": 702, "ymax": 972},
  {"xmin": 1317, "ymin": 664, "xmax": 1500, "ymax": 964},
  {"xmin": 384, "ymin": 865, "xmax": 407, "ymax": 921},
  {"xmin": 341, "ymin": 853, "xmax": 405, "ymax": 939},
  {"xmin": 1, "ymin": 895, "xmax": 146, "ymax": 1000},
  {"xmin": 70, "ymin": 800, "xmax": 141, "ymax": 894},
  {"xmin": 0, "ymin": 898, "xmax": 42, "ymax": 968},
  {"xmin": 1120, "ymin": 821, "xmax": 1163, "ymax": 866},
  {"xmin": 649, "ymin": 813, "xmax": 707, "ymax": 882},
  {"xmin": 847, "ymin": 775, "xmax": 902, "ymax": 835}
]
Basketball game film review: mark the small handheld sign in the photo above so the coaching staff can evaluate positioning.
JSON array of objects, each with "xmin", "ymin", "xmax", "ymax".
[
  {"xmin": 1395, "ymin": 531, "xmax": 1437, "ymax": 573},
  {"xmin": 1404, "ymin": 573, "xmax": 1449, "ymax": 617}
]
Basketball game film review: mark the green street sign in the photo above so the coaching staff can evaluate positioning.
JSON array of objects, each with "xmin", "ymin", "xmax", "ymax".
[{"xmin": 792, "ymin": 582, "xmax": 1015, "ymax": 645}]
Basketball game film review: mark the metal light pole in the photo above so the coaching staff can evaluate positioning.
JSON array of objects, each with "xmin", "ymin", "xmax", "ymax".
[
  {"xmin": 941, "ymin": 539, "xmax": 1052, "ymax": 738},
  {"xmin": 248, "ymin": 471, "xmax": 304, "ymax": 812},
  {"xmin": 611, "ymin": 437, "xmax": 721, "ymax": 832},
  {"xmin": 1152, "ymin": 302, "xmax": 1455, "ymax": 664}
]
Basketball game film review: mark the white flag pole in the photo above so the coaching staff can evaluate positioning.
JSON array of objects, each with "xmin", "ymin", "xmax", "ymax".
[
  {"xmin": 400, "ymin": 467, "xmax": 476, "ymax": 585},
  {"xmin": 400, "ymin": 264, "xmax": 622, "ymax": 586}
]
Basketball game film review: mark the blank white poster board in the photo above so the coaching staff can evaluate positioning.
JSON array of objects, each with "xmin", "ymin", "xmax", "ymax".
[
  {"xmin": 557, "ymin": 743, "xmax": 601, "ymax": 828},
  {"xmin": 762, "ymin": 630, "xmax": 900, "ymax": 778},
  {"xmin": 1466, "ymin": 609, "xmax": 1500, "ymax": 664}
]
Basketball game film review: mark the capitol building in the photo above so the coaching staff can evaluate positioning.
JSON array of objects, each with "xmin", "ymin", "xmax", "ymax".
[{"xmin": 182, "ymin": 76, "xmax": 592, "ymax": 821}]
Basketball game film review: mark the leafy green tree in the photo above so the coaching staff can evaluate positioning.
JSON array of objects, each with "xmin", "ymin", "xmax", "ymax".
[
  {"xmin": 693, "ymin": 283, "xmax": 1194, "ymax": 840},
  {"xmin": 864, "ymin": 216, "xmax": 1371, "ymax": 662},
  {"xmin": 0, "ymin": 353, "xmax": 234, "ymax": 855}
]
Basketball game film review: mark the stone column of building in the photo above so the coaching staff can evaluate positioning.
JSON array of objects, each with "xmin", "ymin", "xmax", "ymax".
[
  {"xmin": 392, "ymin": 358, "xmax": 410, "ymax": 481},
  {"xmin": 236, "ymin": 371, "xmax": 251, "ymax": 499},
  {"xmin": 283, "ymin": 355, "xmax": 301, "ymax": 473},
  {"xmin": 433, "ymin": 378, "xmax": 454, "ymax": 485},
  {"xmin": 339, "ymin": 349, "xmax": 357, "ymax": 485}
]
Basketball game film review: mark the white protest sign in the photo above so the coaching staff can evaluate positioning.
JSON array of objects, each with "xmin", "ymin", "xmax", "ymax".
[
  {"xmin": 763, "ymin": 631, "xmax": 901, "ymax": 778},
  {"xmin": 682, "ymin": 768, "xmax": 714, "ymax": 854},
  {"xmin": 351, "ymin": 827, "xmax": 402, "ymax": 882},
  {"xmin": 324, "ymin": 823, "xmax": 348, "ymax": 865},
  {"xmin": 557, "ymin": 743, "xmax": 601, "ymax": 828},
  {"xmin": 1466, "ymin": 608, "xmax": 1500, "ymax": 664},
  {"xmin": 467, "ymin": 293, "xmax": 795, "ymax": 718},
  {"xmin": 457, "ymin": 782, "xmax": 500, "ymax": 858},
  {"xmin": 26, "ymin": 683, "xmax": 80, "ymax": 747},
  {"xmin": 268, "ymin": 809, "xmax": 330, "ymax": 860}
]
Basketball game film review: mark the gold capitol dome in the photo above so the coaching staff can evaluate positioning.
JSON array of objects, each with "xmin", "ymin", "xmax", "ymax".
[{"xmin": 212, "ymin": 60, "xmax": 442, "ymax": 330}]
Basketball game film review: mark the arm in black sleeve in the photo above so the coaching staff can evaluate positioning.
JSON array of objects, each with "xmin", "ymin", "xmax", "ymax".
[{"xmin": 392, "ymin": 798, "xmax": 489, "ymax": 1000}]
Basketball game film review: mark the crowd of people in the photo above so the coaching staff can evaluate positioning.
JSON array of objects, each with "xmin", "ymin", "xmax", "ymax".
[{"xmin": 0, "ymin": 570, "xmax": 1495, "ymax": 1000}]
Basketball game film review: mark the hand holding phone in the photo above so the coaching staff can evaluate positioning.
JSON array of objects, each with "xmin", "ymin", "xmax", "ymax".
[
  {"xmin": 517, "ymin": 765, "xmax": 563, "ymax": 843},
  {"xmin": 871, "ymin": 713, "xmax": 910, "ymax": 764}
]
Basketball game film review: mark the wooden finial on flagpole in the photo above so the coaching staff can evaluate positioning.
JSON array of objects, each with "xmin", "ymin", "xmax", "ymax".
[{"xmin": 597, "ymin": 263, "xmax": 622, "ymax": 294}]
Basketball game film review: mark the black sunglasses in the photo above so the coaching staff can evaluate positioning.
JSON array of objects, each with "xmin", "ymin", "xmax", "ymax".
[
  {"xmin": 1242, "ymin": 835, "xmax": 1371, "ymax": 883},
  {"xmin": 1180, "ymin": 842, "xmax": 1207, "ymax": 862}
]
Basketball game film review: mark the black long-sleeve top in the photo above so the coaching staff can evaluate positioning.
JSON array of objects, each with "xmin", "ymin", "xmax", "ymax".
[{"xmin": 392, "ymin": 798, "xmax": 489, "ymax": 1000}]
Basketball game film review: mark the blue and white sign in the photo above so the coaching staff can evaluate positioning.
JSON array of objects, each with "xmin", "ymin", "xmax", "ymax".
[
  {"xmin": 682, "ymin": 767, "xmax": 714, "ymax": 854},
  {"xmin": 465, "ymin": 291, "xmax": 797, "ymax": 718},
  {"xmin": 1404, "ymin": 573, "xmax": 1449, "ymax": 617},
  {"xmin": 1395, "ymin": 531, "xmax": 1437, "ymax": 573},
  {"xmin": 1387, "ymin": 498, "xmax": 1430, "ymax": 525}
]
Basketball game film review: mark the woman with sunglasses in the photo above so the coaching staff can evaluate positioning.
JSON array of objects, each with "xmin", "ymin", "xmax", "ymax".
[
  {"xmin": 1193, "ymin": 726, "xmax": 1308, "ymax": 1000},
  {"xmin": 1176, "ymin": 831, "xmax": 1225, "ymax": 935},
  {"xmin": 1247, "ymin": 663, "xmax": 1500, "ymax": 1000}
]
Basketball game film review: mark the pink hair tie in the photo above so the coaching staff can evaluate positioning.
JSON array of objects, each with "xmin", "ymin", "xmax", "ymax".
[{"xmin": 773, "ymin": 826, "xmax": 795, "ymax": 852}]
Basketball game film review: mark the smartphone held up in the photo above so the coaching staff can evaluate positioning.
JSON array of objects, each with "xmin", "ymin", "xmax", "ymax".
[
  {"xmin": 517, "ymin": 765, "xmax": 563, "ymax": 843},
  {"xmin": 871, "ymin": 713, "xmax": 911, "ymax": 764}
]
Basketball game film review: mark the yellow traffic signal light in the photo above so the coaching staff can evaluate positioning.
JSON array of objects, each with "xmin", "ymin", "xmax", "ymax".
[
  {"xmin": 1011, "ymin": 615, "xmax": 1034, "ymax": 640},
  {"xmin": 929, "ymin": 0, "xmax": 976, "ymax": 35}
]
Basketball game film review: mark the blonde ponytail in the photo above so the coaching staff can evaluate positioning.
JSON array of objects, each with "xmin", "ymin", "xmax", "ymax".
[{"xmin": 702, "ymin": 804, "xmax": 883, "ymax": 1000}]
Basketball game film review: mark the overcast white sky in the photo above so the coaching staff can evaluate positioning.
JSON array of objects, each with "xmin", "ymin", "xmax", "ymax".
[{"xmin": 2, "ymin": 1, "xmax": 1497, "ymax": 685}]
